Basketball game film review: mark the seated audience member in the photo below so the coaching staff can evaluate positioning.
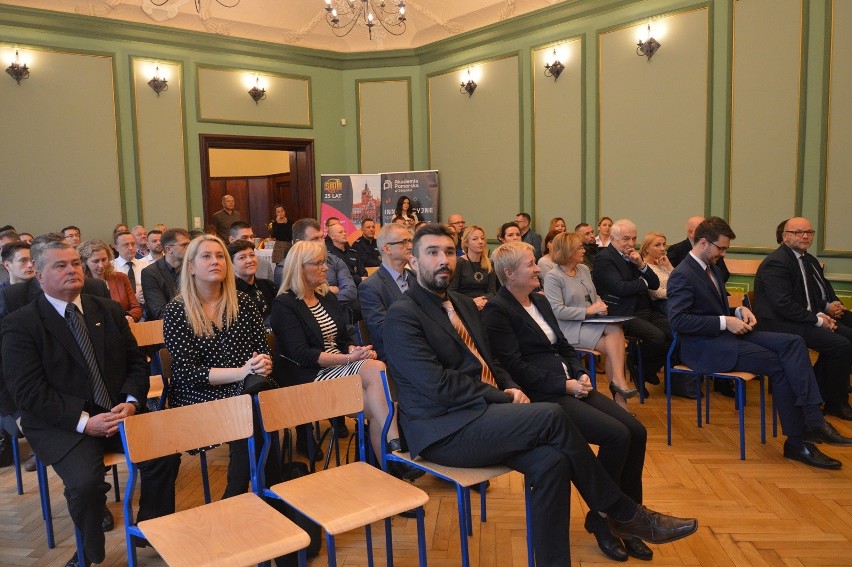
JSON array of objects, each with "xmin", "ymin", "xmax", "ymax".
[
  {"xmin": 484, "ymin": 241, "xmax": 650, "ymax": 561},
  {"xmin": 667, "ymin": 216, "xmax": 730, "ymax": 281},
  {"xmin": 543, "ymin": 232, "xmax": 638, "ymax": 409},
  {"xmin": 3, "ymin": 240, "xmax": 179, "ymax": 567},
  {"xmin": 449, "ymin": 225, "xmax": 497, "ymax": 310},
  {"xmin": 141, "ymin": 228, "xmax": 191, "ymax": 321},
  {"xmin": 497, "ymin": 221, "xmax": 522, "ymax": 244},
  {"xmin": 516, "ymin": 212, "xmax": 542, "ymax": 261},
  {"xmin": 549, "ymin": 217, "xmax": 567, "ymax": 235},
  {"xmin": 326, "ymin": 222, "xmax": 366, "ymax": 285},
  {"xmin": 272, "ymin": 219, "xmax": 358, "ymax": 318},
  {"xmin": 228, "ymin": 221, "xmax": 273, "ymax": 281},
  {"xmin": 352, "ymin": 218, "xmax": 381, "ymax": 268},
  {"xmin": 78, "ymin": 239, "xmax": 142, "ymax": 322},
  {"xmin": 109, "ymin": 223, "xmax": 128, "ymax": 258},
  {"xmin": 384, "ymin": 224, "xmax": 697, "ymax": 565},
  {"xmin": 211, "ymin": 194, "xmax": 241, "ymax": 241},
  {"xmin": 595, "ymin": 216, "xmax": 614, "ymax": 248},
  {"xmin": 537, "ymin": 229, "xmax": 561, "ymax": 279},
  {"xmin": 18, "ymin": 232, "xmax": 34, "ymax": 245},
  {"xmin": 131, "ymin": 225, "xmax": 149, "ymax": 260},
  {"xmin": 0, "ymin": 229, "xmax": 20, "ymax": 284},
  {"xmin": 61, "ymin": 225, "xmax": 82, "ymax": 248},
  {"xmin": 359, "ymin": 223, "xmax": 416, "ymax": 361},
  {"xmin": 392, "ymin": 195, "xmax": 419, "ymax": 228},
  {"xmin": 640, "ymin": 231, "xmax": 673, "ymax": 312},
  {"xmin": 668, "ymin": 217, "xmax": 852, "ymax": 468},
  {"xmin": 142, "ymin": 229, "xmax": 164, "ymax": 262},
  {"xmin": 576, "ymin": 222, "xmax": 600, "ymax": 268},
  {"xmin": 325, "ymin": 216, "xmax": 341, "ymax": 231},
  {"xmin": 448, "ymin": 213, "xmax": 466, "ymax": 254},
  {"xmin": 163, "ymin": 234, "xmax": 280, "ymax": 498},
  {"xmin": 150, "ymin": 223, "xmax": 167, "ymax": 233},
  {"xmin": 269, "ymin": 203, "xmax": 292, "ymax": 242},
  {"xmin": 228, "ymin": 239, "xmax": 276, "ymax": 325},
  {"xmin": 112, "ymin": 230, "xmax": 149, "ymax": 307},
  {"xmin": 1, "ymin": 241, "xmax": 34, "ymax": 288},
  {"xmin": 754, "ymin": 217, "xmax": 852, "ymax": 420},
  {"xmin": 270, "ymin": 240, "xmax": 422, "ymax": 480},
  {"xmin": 593, "ymin": 219, "xmax": 681, "ymax": 396}
]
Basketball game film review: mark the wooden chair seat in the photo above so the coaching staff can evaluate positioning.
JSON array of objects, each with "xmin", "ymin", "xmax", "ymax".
[
  {"xmin": 138, "ymin": 492, "xmax": 310, "ymax": 567},
  {"xmin": 672, "ymin": 365, "xmax": 757, "ymax": 381},
  {"xmin": 388, "ymin": 451, "xmax": 510, "ymax": 488},
  {"xmin": 269, "ymin": 461, "xmax": 428, "ymax": 536}
]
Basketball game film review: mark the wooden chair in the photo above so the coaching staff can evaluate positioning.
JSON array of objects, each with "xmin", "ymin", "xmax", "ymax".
[
  {"xmin": 120, "ymin": 395, "xmax": 311, "ymax": 567},
  {"xmin": 256, "ymin": 375, "xmax": 429, "ymax": 567},
  {"xmin": 129, "ymin": 320, "xmax": 167, "ymax": 410},
  {"xmin": 665, "ymin": 332, "xmax": 769, "ymax": 460},
  {"xmin": 378, "ymin": 371, "xmax": 534, "ymax": 567}
]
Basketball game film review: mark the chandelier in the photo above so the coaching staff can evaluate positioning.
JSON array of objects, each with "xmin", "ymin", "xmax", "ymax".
[{"xmin": 324, "ymin": 0, "xmax": 407, "ymax": 40}]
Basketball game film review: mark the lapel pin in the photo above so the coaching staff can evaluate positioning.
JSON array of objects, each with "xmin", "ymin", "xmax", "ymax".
[{"xmin": 95, "ymin": 322, "xmax": 102, "ymax": 327}]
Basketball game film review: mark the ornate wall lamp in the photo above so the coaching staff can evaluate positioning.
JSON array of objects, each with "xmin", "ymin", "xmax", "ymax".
[
  {"xmin": 6, "ymin": 50, "xmax": 30, "ymax": 85},
  {"xmin": 460, "ymin": 69, "xmax": 477, "ymax": 97},
  {"xmin": 148, "ymin": 66, "xmax": 168, "ymax": 96},
  {"xmin": 248, "ymin": 76, "xmax": 267, "ymax": 104},
  {"xmin": 637, "ymin": 24, "xmax": 661, "ymax": 61},
  {"xmin": 544, "ymin": 48, "xmax": 565, "ymax": 81}
]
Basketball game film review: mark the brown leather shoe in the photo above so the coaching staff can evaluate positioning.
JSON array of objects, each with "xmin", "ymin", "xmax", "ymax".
[{"xmin": 607, "ymin": 505, "xmax": 697, "ymax": 544}]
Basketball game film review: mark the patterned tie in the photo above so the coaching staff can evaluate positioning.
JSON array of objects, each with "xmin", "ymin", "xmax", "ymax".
[
  {"xmin": 65, "ymin": 303, "xmax": 113, "ymax": 410},
  {"xmin": 442, "ymin": 300, "xmax": 497, "ymax": 387},
  {"xmin": 126, "ymin": 261, "xmax": 136, "ymax": 290},
  {"xmin": 797, "ymin": 256, "xmax": 813, "ymax": 312},
  {"xmin": 705, "ymin": 266, "xmax": 721, "ymax": 299},
  {"xmin": 397, "ymin": 273, "xmax": 409, "ymax": 293}
]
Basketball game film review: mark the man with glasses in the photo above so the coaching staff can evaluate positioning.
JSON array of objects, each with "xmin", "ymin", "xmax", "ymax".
[
  {"xmin": 359, "ymin": 223, "xmax": 416, "ymax": 361},
  {"xmin": 755, "ymin": 217, "xmax": 852, "ymax": 420},
  {"xmin": 141, "ymin": 228, "xmax": 190, "ymax": 320},
  {"xmin": 669, "ymin": 217, "xmax": 852, "ymax": 468}
]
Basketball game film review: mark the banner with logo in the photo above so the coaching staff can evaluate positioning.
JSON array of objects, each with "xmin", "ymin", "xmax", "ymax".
[
  {"xmin": 320, "ymin": 174, "xmax": 381, "ymax": 236},
  {"xmin": 380, "ymin": 170, "xmax": 440, "ymax": 225}
]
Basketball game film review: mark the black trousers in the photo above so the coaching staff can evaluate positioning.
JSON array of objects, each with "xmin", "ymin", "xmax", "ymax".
[
  {"xmin": 621, "ymin": 309, "xmax": 672, "ymax": 383},
  {"xmin": 420, "ymin": 402, "xmax": 626, "ymax": 567},
  {"xmin": 50, "ymin": 434, "xmax": 180, "ymax": 563},
  {"xmin": 548, "ymin": 390, "xmax": 646, "ymax": 503}
]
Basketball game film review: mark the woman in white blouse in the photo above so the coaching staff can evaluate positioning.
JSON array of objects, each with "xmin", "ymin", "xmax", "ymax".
[{"xmin": 640, "ymin": 231, "xmax": 672, "ymax": 311}]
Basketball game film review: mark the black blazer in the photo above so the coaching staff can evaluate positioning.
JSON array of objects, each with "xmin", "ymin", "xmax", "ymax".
[
  {"xmin": 1, "ymin": 294, "xmax": 148, "ymax": 464},
  {"xmin": 141, "ymin": 257, "xmax": 180, "ymax": 321},
  {"xmin": 482, "ymin": 287, "xmax": 587, "ymax": 402},
  {"xmin": 270, "ymin": 290, "xmax": 356, "ymax": 386},
  {"xmin": 754, "ymin": 244, "xmax": 826, "ymax": 329},
  {"xmin": 592, "ymin": 244, "xmax": 660, "ymax": 316},
  {"xmin": 358, "ymin": 265, "xmax": 416, "ymax": 360},
  {"xmin": 384, "ymin": 284, "xmax": 519, "ymax": 458},
  {"xmin": 667, "ymin": 238, "xmax": 730, "ymax": 281}
]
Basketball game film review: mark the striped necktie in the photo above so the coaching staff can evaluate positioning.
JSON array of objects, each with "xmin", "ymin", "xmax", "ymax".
[
  {"xmin": 442, "ymin": 300, "xmax": 497, "ymax": 388},
  {"xmin": 65, "ymin": 303, "xmax": 113, "ymax": 410}
]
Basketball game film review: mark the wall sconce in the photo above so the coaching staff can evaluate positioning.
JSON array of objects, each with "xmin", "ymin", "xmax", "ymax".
[
  {"xmin": 460, "ymin": 69, "xmax": 477, "ymax": 97},
  {"xmin": 636, "ymin": 25, "xmax": 661, "ymax": 61},
  {"xmin": 147, "ymin": 66, "xmax": 168, "ymax": 96},
  {"xmin": 5, "ymin": 50, "xmax": 30, "ymax": 85},
  {"xmin": 544, "ymin": 48, "xmax": 565, "ymax": 81},
  {"xmin": 248, "ymin": 76, "xmax": 266, "ymax": 104}
]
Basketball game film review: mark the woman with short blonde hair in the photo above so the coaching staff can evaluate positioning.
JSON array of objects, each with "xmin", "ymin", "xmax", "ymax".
[{"xmin": 640, "ymin": 231, "xmax": 672, "ymax": 302}]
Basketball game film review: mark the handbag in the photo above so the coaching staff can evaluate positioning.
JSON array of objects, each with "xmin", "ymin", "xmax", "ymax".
[{"xmin": 241, "ymin": 373, "xmax": 275, "ymax": 395}]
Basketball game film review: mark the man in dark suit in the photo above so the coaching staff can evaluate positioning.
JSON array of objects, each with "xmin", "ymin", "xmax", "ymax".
[
  {"xmin": 351, "ymin": 218, "xmax": 381, "ymax": 268},
  {"xmin": 384, "ymin": 224, "xmax": 697, "ymax": 565},
  {"xmin": 668, "ymin": 217, "xmax": 851, "ymax": 469},
  {"xmin": 667, "ymin": 216, "xmax": 730, "ymax": 281},
  {"xmin": 359, "ymin": 223, "xmax": 416, "ymax": 360},
  {"xmin": 140, "ymin": 228, "xmax": 190, "ymax": 320},
  {"xmin": 592, "ymin": 219, "xmax": 678, "ymax": 395},
  {"xmin": 1, "ymin": 241, "xmax": 179, "ymax": 567},
  {"xmin": 754, "ymin": 217, "xmax": 852, "ymax": 420}
]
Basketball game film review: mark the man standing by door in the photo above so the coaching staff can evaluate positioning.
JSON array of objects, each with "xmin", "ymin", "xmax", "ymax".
[{"xmin": 212, "ymin": 194, "xmax": 242, "ymax": 241}]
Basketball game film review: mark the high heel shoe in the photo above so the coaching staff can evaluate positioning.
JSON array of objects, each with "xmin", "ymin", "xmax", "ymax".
[{"xmin": 609, "ymin": 381, "xmax": 639, "ymax": 400}]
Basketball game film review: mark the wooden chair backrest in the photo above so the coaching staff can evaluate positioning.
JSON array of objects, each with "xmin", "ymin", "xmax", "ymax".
[
  {"xmin": 129, "ymin": 320, "xmax": 165, "ymax": 347},
  {"xmin": 122, "ymin": 395, "xmax": 253, "ymax": 463},
  {"xmin": 365, "ymin": 266, "xmax": 380, "ymax": 277},
  {"xmin": 257, "ymin": 375, "xmax": 363, "ymax": 432},
  {"xmin": 728, "ymin": 290, "xmax": 746, "ymax": 308},
  {"xmin": 725, "ymin": 258, "xmax": 762, "ymax": 276}
]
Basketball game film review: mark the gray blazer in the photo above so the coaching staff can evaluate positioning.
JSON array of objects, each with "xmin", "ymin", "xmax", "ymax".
[{"xmin": 542, "ymin": 264, "xmax": 597, "ymax": 345}]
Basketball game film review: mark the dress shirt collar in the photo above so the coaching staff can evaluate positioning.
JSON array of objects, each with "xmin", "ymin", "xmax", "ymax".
[
  {"xmin": 44, "ymin": 292, "xmax": 83, "ymax": 318},
  {"xmin": 114, "ymin": 256, "xmax": 133, "ymax": 269},
  {"xmin": 688, "ymin": 251, "xmax": 709, "ymax": 271}
]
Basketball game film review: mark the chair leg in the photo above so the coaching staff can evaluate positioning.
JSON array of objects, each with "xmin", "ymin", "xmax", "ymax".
[
  {"xmin": 74, "ymin": 525, "xmax": 85, "ymax": 566},
  {"xmin": 111, "ymin": 465, "xmax": 121, "ymax": 502},
  {"xmin": 704, "ymin": 376, "xmax": 711, "ymax": 424},
  {"xmin": 36, "ymin": 460, "xmax": 55, "ymax": 549},
  {"xmin": 737, "ymin": 379, "xmax": 746, "ymax": 460},
  {"xmin": 416, "ymin": 507, "xmax": 428, "ymax": 567},
  {"xmin": 666, "ymin": 367, "xmax": 673, "ymax": 446},
  {"xmin": 365, "ymin": 522, "xmax": 375, "ymax": 567},
  {"xmin": 465, "ymin": 488, "xmax": 473, "ymax": 534},
  {"xmin": 479, "ymin": 482, "xmax": 487, "ymax": 523},
  {"xmin": 456, "ymin": 484, "xmax": 471, "ymax": 567},
  {"xmin": 326, "ymin": 533, "xmax": 338, "ymax": 567},
  {"xmin": 524, "ymin": 480, "xmax": 534, "ymax": 567},
  {"xmin": 587, "ymin": 354, "xmax": 597, "ymax": 390},
  {"xmin": 384, "ymin": 518, "xmax": 394, "ymax": 567},
  {"xmin": 696, "ymin": 376, "xmax": 703, "ymax": 427},
  {"xmin": 199, "ymin": 450, "xmax": 211, "ymax": 504},
  {"xmin": 760, "ymin": 378, "xmax": 767, "ymax": 444},
  {"xmin": 11, "ymin": 435, "xmax": 23, "ymax": 495}
]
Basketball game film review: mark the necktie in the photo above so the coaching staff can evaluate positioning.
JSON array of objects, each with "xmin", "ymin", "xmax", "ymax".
[
  {"xmin": 805, "ymin": 258, "xmax": 828, "ymax": 303},
  {"xmin": 126, "ymin": 261, "xmax": 136, "ymax": 290},
  {"xmin": 65, "ymin": 303, "xmax": 113, "ymax": 410},
  {"xmin": 797, "ymin": 256, "xmax": 813, "ymax": 312},
  {"xmin": 705, "ymin": 266, "xmax": 721, "ymax": 299},
  {"xmin": 442, "ymin": 300, "xmax": 497, "ymax": 387},
  {"xmin": 397, "ymin": 273, "xmax": 409, "ymax": 293}
]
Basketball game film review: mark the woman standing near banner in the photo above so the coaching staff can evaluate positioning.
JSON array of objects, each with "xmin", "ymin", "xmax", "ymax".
[{"xmin": 392, "ymin": 195, "xmax": 419, "ymax": 228}]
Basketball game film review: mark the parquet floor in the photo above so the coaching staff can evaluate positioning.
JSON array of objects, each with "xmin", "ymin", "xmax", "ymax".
[{"xmin": 3, "ymin": 375, "xmax": 852, "ymax": 566}]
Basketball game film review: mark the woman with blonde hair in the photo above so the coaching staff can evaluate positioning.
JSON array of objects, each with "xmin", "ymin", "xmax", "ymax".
[
  {"xmin": 543, "ymin": 232, "xmax": 638, "ymax": 408},
  {"xmin": 640, "ymin": 231, "xmax": 672, "ymax": 308},
  {"xmin": 448, "ymin": 225, "xmax": 497, "ymax": 310},
  {"xmin": 548, "ymin": 217, "xmax": 567, "ymax": 235},
  {"xmin": 163, "ymin": 234, "xmax": 278, "ymax": 498},
  {"xmin": 78, "ymin": 239, "xmax": 142, "ymax": 322},
  {"xmin": 271, "ymin": 240, "xmax": 422, "ymax": 480}
]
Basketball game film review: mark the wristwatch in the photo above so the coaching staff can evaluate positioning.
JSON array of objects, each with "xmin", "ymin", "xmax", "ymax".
[{"xmin": 128, "ymin": 400, "xmax": 144, "ymax": 414}]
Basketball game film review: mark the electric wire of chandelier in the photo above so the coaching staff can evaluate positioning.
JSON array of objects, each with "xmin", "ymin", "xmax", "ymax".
[{"xmin": 324, "ymin": 0, "xmax": 407, "ymax": 39}]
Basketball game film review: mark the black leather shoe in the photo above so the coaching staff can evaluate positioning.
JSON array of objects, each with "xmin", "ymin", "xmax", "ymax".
[
  {"xmin": 623, "ymin": 537, "xmax": 653, "ymax": 560},
  {"xmin": 585, "ymin": 511, "xmax": 628, "ymax": 561},
  {"xmin": 64, "ymin": 551, "xmax": 91, "ymax": 567},
  {"xmin": 784, "ymin": 441, "xmax": 842, "ymax": 469},
  {"xmin": 0, "ymin": 431, "xmax": 12, "ymax": 468},
  {"xmin": 824, "ymin": 403, "xmax": 852, "ymax": 421},
  {"xmin": 714, "ymin": 380, "xmax": 736, "ymax": 398},
  {"xmin": 643, "ymin": 373, "xmax": 660, "ymax": 386},
  {"xmin": 804, "ymin": 422, "xmax": 852, "ymax": 446},
  {"xmin": 24, "ymin": 452, "xmax": 37, "ymax": 472},
  {"xmin": 102, "ymin": 508, "xmax": 114, "ymax": 532},
  {"xmin": 331, "ymin": 417, "xmax": 350, "ymax": 438},
  {"xmin": 607, "ymin": 505, "xmax": 698, "ymax": 544}
]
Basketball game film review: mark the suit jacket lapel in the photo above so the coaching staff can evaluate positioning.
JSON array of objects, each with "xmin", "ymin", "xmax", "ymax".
[
  {"xmin": 410, "ymin": 285, "xmax": 467, "ymax": 349},
  {"xmin": 686, "ymin": 256, "xmax": 726, "ymax": 311},
  {"xmin": 378, "ymin": 266, "xmax": 403, "ymax": 301},
  {"xmin": 36, "ymin": 295, "xmax": 88, "ymax": 372},
  {"xmin": 499, "ymin": 288, "xmax": 551, "ymax": 345}
]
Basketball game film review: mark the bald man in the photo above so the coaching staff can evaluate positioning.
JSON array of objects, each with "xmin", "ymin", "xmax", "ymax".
[{"xmin": 667, "ymin": 216, "xmax": 730, "ymax": 282}]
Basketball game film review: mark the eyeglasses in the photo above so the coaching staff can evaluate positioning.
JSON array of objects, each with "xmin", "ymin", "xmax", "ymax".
[
  {"xmin": 303, "ymin": 260, "xmax": 327, "ymax": 268},
  {"xmin": 783, "ymin": 229, "xmax": 815, "ymax": 237},
  {"xmin": 387, "ymin": 238, "xmax": 413, "ymax": 246},
  {"xmin": 708, "ymin": 241, "xmax": 729, "ymax": 253}
]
